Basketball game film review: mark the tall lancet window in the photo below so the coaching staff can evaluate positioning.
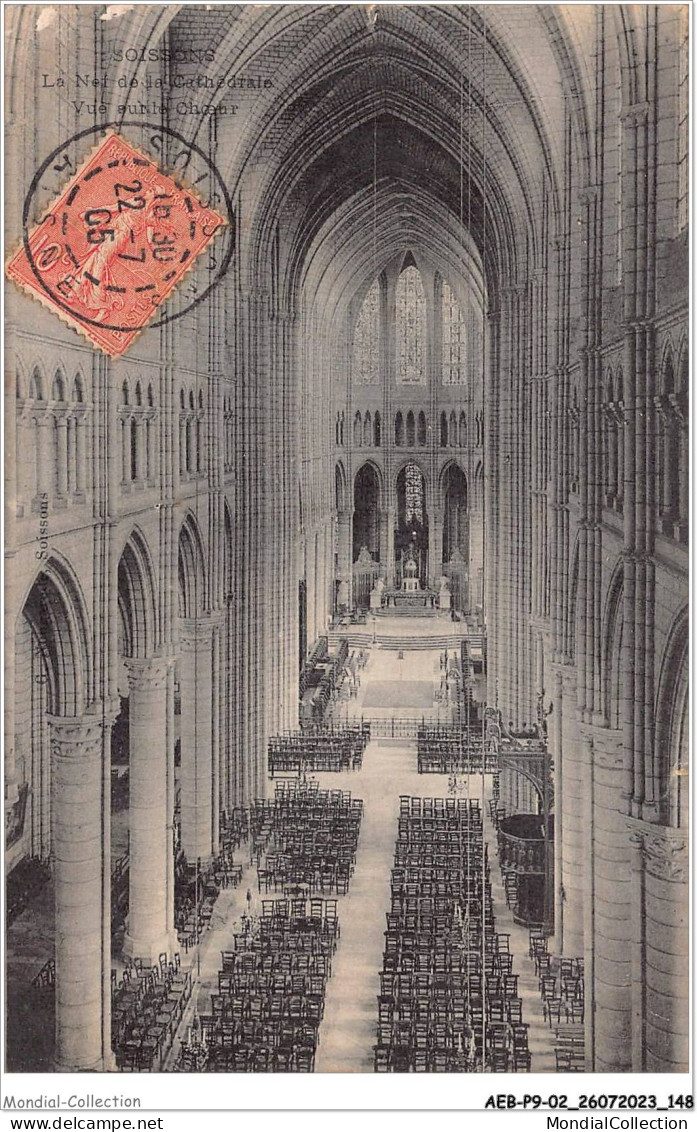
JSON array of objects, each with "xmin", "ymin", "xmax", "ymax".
[
  {"xmin": 396, "ymin": 262, "xmax": 426, "ymax": 385},
  {"xmin": 405, "ymin": 462, "xmax": 424, "ymax": 523},
  {"xmin": 442, "ymin": 280, "xmax": 467, "ymax": 385},
  {"xmin": 353, "ymin": 278, "xmax": 380, "ymax": 384}
]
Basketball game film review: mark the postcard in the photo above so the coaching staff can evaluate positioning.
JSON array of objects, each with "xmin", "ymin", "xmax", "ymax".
[{"xmin": 2, "ymin": 2, "xmax": 691, "ymax": 1124}]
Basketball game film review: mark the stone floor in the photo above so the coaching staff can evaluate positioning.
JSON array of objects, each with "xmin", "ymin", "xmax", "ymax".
[
  {"xmin": 166, "ymin": 644, "xmax": 556, "ymax": 1074},
  {"xmin": 6, "ymin": 639, "xmax": 556, "ymax": 1074}
]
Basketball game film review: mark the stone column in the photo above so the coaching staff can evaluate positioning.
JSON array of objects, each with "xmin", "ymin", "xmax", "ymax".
[
  {"xmin": 579, "ymin": 728, "xmax": 595, "ymax": 1069},
  {"xmin": 136, "ymin": 416, "xmax": 146, "ymax": 482},
  {"xmin": 591, "ymin": 728, "xmax": 632, "ymax": 1071},
  {"xmin": 66, "ymin": 417, "xmax": 75, "ymax": 495},
  {"xmin": 628, "ymin": 822, "xmax": 689, "ymax": 1073},
  {"xmin": 120, "ymin": 419, "xmax": 128, "ymax": 484},
  {"xmin": 123, "ymin": 657, "xmax": 176, "ymax": 964},
  {"xmin": 430, "ymin": 508, "xmax": 443, "ymax": 588},
  {"xmin": 385, "ymin": 507, "xmax": 396, "ymax": 587},
  {"xmin": 468, "ymin": 506, "xmax": 484, "ymax": 611},
  {"xmin": 50, "ymin": 714, "xmax": 111, "ymax": 1072},
  {"xmin": 378, "ymin": 508, "xmax": 390, "ymax": 572},
  {"xmin": 55, "ymin": 415, "xmax": 68, "ymax": 500},
  {"xmin": 337, "ymin": 509, "xmax": 353, "ymax": 604},
  {"xmin": 210, "ymin": 623, "xmax": 221, "ymax": 858},
  {"xmin": 179, "ymin": 618, "xmax": 215, "ymax": 864},
  {"xmin": 559, "ymin": 664, "xmax": 584, "ymax": 956},
  {"xmin": 34, "ymin": 415, "xmax": 50, "ymax": 502},
  {"xmin": 74, "ymin": 412, "xmax": 86, "ymax": 495},
  {"xmin": 550, "ymin": 667, "xmax": 564, "ymax": 953},
  {"xmin": 164, "ymin": 664, "xmax": 176, "ymax": 965}
]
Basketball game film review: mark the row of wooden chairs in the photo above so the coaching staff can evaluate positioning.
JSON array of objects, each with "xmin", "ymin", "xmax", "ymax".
[
  {"xmin": 375, "ymin": 797, "xmax": 528, "ymax": 1073},
  {"xmin": 176, "ymin": 895, "xmax": 340, "ymax": 1074},
  {"xmin": 529, "ymin": 928, "xmax": 586, "ymax": 1067},
  {"xmin": 259, "ymin": 785, "xmax": 363, "ymax": 896},
  {"xmin": 114, "ymin": 956, "xmax": 192, "ymax": 1071},
  {"xmin": 268, "ymin": 725, "xmax": 369, "ymax": 775}
]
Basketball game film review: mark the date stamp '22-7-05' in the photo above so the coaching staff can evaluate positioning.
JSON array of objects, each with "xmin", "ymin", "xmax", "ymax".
[{"xmin": 6, "ymin": 129, "xmax": 227, "ymax": 356}]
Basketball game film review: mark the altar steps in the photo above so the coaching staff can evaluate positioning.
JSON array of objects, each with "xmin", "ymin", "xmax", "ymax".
[
  {"xmin": 377, "ymin": 605, "xmax": 436, "ymax": 617},
  {"xmin": 328, "ymin": 630, "xmax": 481, "ymax": 651}
]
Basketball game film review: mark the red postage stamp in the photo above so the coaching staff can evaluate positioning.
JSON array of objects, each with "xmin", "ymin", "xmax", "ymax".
[{"xmin": 6, "ymin": 130, "xmax": 227, "ymax": 357}]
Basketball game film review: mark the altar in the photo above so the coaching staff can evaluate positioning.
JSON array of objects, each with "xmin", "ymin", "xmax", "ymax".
[
  {"xmin": 375, "ymin": 550, "xmax": 433, "ymax": 612},
  {"xmin": 383, "ymin": 589, "xmax": 436, "ymax": 611}
]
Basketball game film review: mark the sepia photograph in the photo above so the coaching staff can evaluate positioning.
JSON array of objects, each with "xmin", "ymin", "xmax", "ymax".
[{"xmin": 2, "ymin": 0, "xmax": 690, "ymax": 1092}]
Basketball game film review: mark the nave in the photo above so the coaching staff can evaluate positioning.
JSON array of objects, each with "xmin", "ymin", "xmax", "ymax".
[
  {"xmin": 138, "ymin": 646, "xmax": 562, "ymax": 1073},
  {"xmin": 5, "ymin": 3, "xmax": 689, "ymax": 1079},
  {"xmin": 8, "ymin": 640, "xmax": 563, "ymax": 1075}
]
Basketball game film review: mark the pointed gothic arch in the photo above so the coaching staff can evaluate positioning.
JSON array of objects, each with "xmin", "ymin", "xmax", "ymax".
[
  {"xmin": 654, "ymin": 607, "xmax": 689, "ymax": 827},
  {"xmin": 178, "ymin": 514, "xmax": 207, "ymax": 618},
  {"xmin": 117, "ymin": 529, "xmax": 159, "ymax": 660}
]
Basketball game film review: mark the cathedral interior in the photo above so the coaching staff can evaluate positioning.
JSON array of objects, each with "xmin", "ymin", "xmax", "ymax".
[{"xmin": 3, "ymin": 3, "xmax": 689, "ymax": 1077}]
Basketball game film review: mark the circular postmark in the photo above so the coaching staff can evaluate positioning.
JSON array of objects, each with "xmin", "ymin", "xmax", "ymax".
[{"xmin": 20, "ymin": 120, "xmax": 234, "ymax": 338}]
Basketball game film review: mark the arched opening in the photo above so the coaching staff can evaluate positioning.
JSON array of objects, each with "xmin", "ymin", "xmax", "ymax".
[
  {"xmin": 177, "ymin": 516, "xmax": 214, "ymax": 864},
  {"xmin": 602, "ymin": 569, "xmax": 624, "ymax": 730},
  {"xmin": 52, "ymin": 371, "xmax": 66, "ymax": 403},
  {"xmin": 178, "ymin": 518, "xmax": 206, "ymax": 619},
  {"xmin": 406, "ymin": 410, "xmax": 415, "ymax": 447},
  {"xmin": 335, "ymin": 462, "xmax": 346, "ymax": 514},
  {"xmin": 353, "ymin": 411, "xmax": 362, "ymax": 447},
  {"xmin": 15, "ymin": 573, "xmax": 83, "ymax": 861},
  {"xmin": 363, "ymin": 410, "xmax": 372, "ymax": 447},
  {"xmin": 9, "ymin": 565, "xmax": 96, "ymax": 1072},
  {"xmin": 30, "ymin": 367, "xmax": 44, "ymax": 401},
  {"xmin": 395, "ymin": 462, "xmax": 427, "ymax": 588},
  {"xmin": 417, "ymin": 411, "xmax": 427, "ymax": 447},
  {"xmin": 442, "ymin": 463, "xmax": 469, "ymax": 565},
  {"xmin": 352, "ymin": 463, "xmax": 380, "ymax": 564},
  {"xmin": 655, "ymin": 610, "xmax": 689, "ymax": 827},
  {"xmin": 374, "ymin": 410, "xmax": 381, "ymax": 447},
  {"xmin": 440, "ymin": 411, "xmax": 448, "ymax": 447},
  {"xmin": 395, "ymin": 411, "xmax": 404, "ymax": 446}
]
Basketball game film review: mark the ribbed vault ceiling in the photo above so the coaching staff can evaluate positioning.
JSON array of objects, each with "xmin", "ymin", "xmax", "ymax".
[{"xmin": 100, "ymin": 5, "xmax": 596, "ymax": 309}]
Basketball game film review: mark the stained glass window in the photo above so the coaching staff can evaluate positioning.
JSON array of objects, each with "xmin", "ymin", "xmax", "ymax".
[
  {"xmin": 405, "ymin": 462, "xmax": 424, "ymax": 523},
  {"xmin": 353, "ymin": 278, "xmax": 380, "ymax": 384},
  {"xmin": 442, "ymin": 280, "xmax": 467, "ymax": 385},
  {"xmin": 396, "ymin": 265, "xmax": 426, "ymax": 384}
]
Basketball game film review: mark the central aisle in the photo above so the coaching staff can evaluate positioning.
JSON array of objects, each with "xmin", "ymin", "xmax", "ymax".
[
  {"xmin": 314, "ymin": 741, "xmax": 485, "ymax": 1072},
  {"xmin": 316, "ymin": 643, "xmax": 482, "ymax": 1071}
]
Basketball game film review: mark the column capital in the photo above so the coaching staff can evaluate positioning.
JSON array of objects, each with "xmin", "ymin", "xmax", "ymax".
[
  {"xmin": 124, "ymin": 655, "xmax": 171, "ymax": 692},
  {"xmin": 626, "ymin": 818, "xmax": 688, "ymax": 882},
  {"xmin": 578, "ymin": 722, "xmax": 625, "ymax": 771},
  {"xmin": 47, "ymin": 714, "xmax": 107, "ymax": 754},
  {"xmin": 179, "ymin": 614, "xmax": 225, "ymax": 649}
]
